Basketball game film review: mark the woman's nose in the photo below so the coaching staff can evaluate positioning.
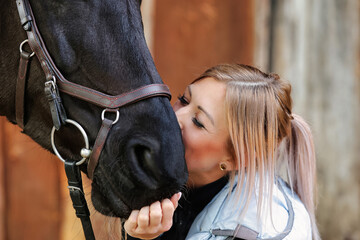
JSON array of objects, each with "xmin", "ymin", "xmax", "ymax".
[
  {"xmin": 174, "ymin": 105, "xmax": 189, "ymax": 131},
  {"xmin": 175, "ymin": 111, "xmax": 183, "ymax": 130},
  {"xmin": 177, "ymin": 118, "xmax": 183, "ymax": 130}
]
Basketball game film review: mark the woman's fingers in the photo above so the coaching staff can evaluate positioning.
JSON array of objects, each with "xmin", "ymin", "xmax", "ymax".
[
  {"xmin": 170, "ymin": 192, "xmax": 182, "ymax": 209},
  {"xmin": 162, "ymin": 192, "xmax": 181, "ymax": 230},
  {"xmin": 149, "ymin": 201, "xmax": 162, "ymax": 227},
  {"xmin": 124, "ymin": 210, "xmax": 139, "ymax": 232},
  {"xmin": 137, "ymin": 206, "xmax": 150, "ymax": 228},
  {"xmin": 124, "ymin": 192, "xmax": 182, "ymax": 239},
  {"xmin": 161, "ymin": 198, "xmax": 175, "ymax": 231}
]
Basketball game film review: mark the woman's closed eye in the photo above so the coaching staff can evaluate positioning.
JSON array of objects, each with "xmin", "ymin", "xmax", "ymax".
[
  {"xmin": 177, "ymin": 94, "xmax": 189, "ymax": 105},
  {"xmin": 192, "ymin": 117, "xmax": 205, "ymax": 129},
  {"xmin": 177, "ymin": 93, "xmax": 205, "ymax": 129}
]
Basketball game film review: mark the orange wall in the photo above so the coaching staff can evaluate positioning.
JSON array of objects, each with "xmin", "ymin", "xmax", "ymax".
[
  {"xmin": 0, "ymin": 117, "xmax": 62, "ymax": 240},
  {"xmin": 154, "ymin": 0, "xmax": 254, "ymax": 100}
]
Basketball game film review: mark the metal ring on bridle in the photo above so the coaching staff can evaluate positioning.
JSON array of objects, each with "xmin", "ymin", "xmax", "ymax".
[
  {"xmin": 19, "ymin": 39, "xmax": 35, "ymax": 57},
  {"xmin": 51, "ymin": 119, "xmax": 90, "ymax": 165},
  {"xmin": 101, "ymin": 109, "xmax": 119, "ymax": 125}
]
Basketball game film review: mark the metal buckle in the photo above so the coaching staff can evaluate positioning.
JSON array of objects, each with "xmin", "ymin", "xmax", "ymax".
[
  {"xmin": 67, "ymin": 186, "xmax": 85, "ymax": 195},
  {"xmin": 44, "ymin": 76, "xmax": 57, "ymax": 89}
]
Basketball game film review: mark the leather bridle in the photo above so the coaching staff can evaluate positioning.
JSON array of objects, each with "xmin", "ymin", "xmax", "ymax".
[{"xmin": 15, "ymin": 0, "xmax": 172, "ymax": 239}]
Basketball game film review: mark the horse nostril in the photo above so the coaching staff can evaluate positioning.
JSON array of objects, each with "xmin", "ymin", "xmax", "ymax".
[
  {"xmin": 130, "ymin": 144, "xmax": 161, "ymax": 186},
  {"xmin": 134, "ymin": 145, "xmax": 154, "ymax": 170},
  {"xmin": 141, "ymin": 147, "xmax": 152, "ymax": 163}
]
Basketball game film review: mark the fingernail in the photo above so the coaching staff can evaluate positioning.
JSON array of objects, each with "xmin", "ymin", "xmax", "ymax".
[{"xmin": 177, "ymin": 192, "xmax": 182, "ymax": 200}]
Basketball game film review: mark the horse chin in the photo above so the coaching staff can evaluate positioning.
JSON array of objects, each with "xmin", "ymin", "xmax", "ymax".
[{"xmin": 91, "ymin": 181, "xmax": 132, "ymax": 218}]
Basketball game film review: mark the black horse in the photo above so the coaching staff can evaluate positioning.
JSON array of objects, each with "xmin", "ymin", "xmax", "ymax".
[{"xmin": 0, "ymin": 0, "xmax": 187, "ymax": 218}]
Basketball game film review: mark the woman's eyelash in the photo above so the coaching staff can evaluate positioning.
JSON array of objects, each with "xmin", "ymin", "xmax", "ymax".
[
  {"xmin": 192, "ymin": 117, "xmax": 205, "ymax": 129},
  {"xmin": 176, "ymin": 95, "xmax": 205, "ymax": 129},
  {"xmin": 177, "ymin": 94, "xmax": 189, "ymax": 105}
]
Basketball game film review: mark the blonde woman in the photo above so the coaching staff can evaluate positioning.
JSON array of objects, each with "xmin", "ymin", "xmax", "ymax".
[{"xmin": 124, "ymin": 64, "xmax": 320, "ymax": 240}]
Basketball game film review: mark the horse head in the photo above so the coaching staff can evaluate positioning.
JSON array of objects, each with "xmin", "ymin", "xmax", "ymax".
[{"xmin": 0, "ymin": 0, "xmax": 187, "ymax": 218}]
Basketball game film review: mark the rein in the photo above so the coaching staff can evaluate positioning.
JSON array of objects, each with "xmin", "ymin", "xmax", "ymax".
[{"xmin": 15, "ymin": 0, "xmax": 172, "ymax": 239}]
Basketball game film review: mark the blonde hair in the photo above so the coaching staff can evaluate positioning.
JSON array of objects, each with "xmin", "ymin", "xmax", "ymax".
[{"xmin": 194, "ymin": 64, "xmax": 320, "ymax": 240}]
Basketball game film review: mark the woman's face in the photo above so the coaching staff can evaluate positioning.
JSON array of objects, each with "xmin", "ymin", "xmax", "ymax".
[{"xmin": 173, "ymin": 77, "xmax": 232, "ymax": 187}]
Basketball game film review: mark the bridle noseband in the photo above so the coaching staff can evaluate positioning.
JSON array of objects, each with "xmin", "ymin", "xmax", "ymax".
[{"xmin": 15, "ymin": 0, "xmax": 172, "ymax": 239}]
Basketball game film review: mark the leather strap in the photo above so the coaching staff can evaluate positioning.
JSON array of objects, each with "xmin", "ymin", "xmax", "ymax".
[
  {"xmin": 16, "ymin": 0, "xmax": 32, "ymax": 31},
  {"xmin": 44, "ymin": 81, "xmax": 67, "ymax": 130},
  {"xmin": 87, "ymin": 117, "xmax": 114, "ymax": 180},
  {"xmin": 17, "ymin": 0, "xmax": 54, "ymax": 80},
  {"xmin": 64, "ymin": 161, "xmax": 95, "ymax": 240},
  {"xmin": 59, "ymin": 83, "xmax": 171, "ymax": 108},
  {"xmin": 15, "ymin": 51, "xmax": 32, "ymax": 129}
]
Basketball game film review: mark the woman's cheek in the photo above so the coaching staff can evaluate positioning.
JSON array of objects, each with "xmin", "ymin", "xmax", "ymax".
[
  {"xmin": 183, "ymin": 128, "xmax": 198, "ymax": 151},
  {"xmin": 183, "ymin": 131, "xmax": 197, "ymax": 160}
]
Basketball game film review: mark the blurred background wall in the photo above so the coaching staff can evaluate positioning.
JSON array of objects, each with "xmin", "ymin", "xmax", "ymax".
[
  {"xmin": 267, "ymin": 1, "xmax": 360, "ymax": 239},
  {"xmin": 0, "ymin": 0, "xmax": 359, "ymax": 239}
]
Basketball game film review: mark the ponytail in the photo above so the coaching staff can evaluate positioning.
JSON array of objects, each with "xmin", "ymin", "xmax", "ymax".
[{"xmin": 285, "ymin": 114, "xmax": 320, "ymax": 240}]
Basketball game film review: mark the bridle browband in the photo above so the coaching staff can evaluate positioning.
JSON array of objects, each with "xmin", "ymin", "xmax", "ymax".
[{"xmin": 15, "ymin": 0, "xmax": 172, "ymax": 239}]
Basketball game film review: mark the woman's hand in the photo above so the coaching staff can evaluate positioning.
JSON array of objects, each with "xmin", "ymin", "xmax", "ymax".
[{"xmin": 124, "ymin": 192, "xmax": 182, "ymax": 239}]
